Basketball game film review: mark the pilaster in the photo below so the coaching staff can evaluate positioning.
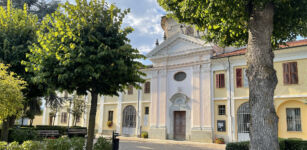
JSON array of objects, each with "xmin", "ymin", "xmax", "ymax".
[{"xmin": 116, "ymin": 93, "xmax": 123, "ymax": 133}]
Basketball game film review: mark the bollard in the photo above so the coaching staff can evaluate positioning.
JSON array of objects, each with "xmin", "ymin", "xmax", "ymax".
[{"xmin": 112, "ymin": 131, "xmax": 119, "ymax": 150}]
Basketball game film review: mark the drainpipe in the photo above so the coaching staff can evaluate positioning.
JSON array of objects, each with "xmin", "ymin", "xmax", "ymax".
[{"xmin": 137, "ymin": 83, "xmax": 141, "ymax": 137}]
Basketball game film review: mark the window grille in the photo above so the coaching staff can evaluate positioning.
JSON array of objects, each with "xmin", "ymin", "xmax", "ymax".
[
  {"xmin": 108, "ymin": 111, "xmax": 113, "ymax": 121},
  {"xmin": 145, "ymin": 107, "xmax": 149, "ymax": 115},
  {"xmin": 286, "ymin": 108, "xmax": 301, "ymax": 131},
  {"xmin": 218, "ymin": 105, "xmax": 226, "ymax": 115},
  {"xmin": 122, "ymin": 105, "xmax": 136, "ymax": 128},
  {"xmin": 237, "ymin": 103, "xmax": 250, "ymax": 133}
]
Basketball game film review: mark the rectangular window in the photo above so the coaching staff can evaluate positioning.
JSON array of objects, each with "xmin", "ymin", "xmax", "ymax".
[
  {"xmin": 76, "ymin": 116, "xmax": 80, "ymax": 123},
  {"xmin": 217, "ymin": 120, "xmax": 226, "ymax": 132},
  {"xmin": 61, "ymin": 112, "xmax": 67, "ymax": 123},
  {"xmin": 144, "ymin": 82, "xmax": 150, "ymax": 93},
  {"xmin": 128, "ymin": 85, "xmax": 133, "ymax": 95},
  {"xmin": 218, "ymin": 105, "xmax": 226, "ymax": 115},
  {"xmin": 286, "ymin": 108, "xmax": 301, "ymax": 131},
  {"xmin": 145, "ymin": 107, "xmax": 149, "ymax": 115},
  {"xmin": 216, "ymin": 73, "xmax": 225, "ymax": 88},
  {"xmin": 108, "ymin": 111, "xmax": 113, "ymax": 121},
  {"xmin": 236, "ymin": 68, "xmax": 243, "ymax": 87},
  {"xmin": 283, "ymin": 62, "xmax": 298, "ymax": 84}
]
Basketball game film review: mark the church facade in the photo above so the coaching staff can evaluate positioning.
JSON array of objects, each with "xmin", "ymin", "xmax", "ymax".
[{"xmin": 33, "ymin": 17, "xmax": 307, "ymax": 143}]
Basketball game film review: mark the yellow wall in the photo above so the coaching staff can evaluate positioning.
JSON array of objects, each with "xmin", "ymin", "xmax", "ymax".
[
  {"xmin": 104, "ymin": 96, "xmax": 118, "ymax": 103},
  {"xmin": 122, "ymin": 88, "xmax": 138, "ymax": 102},
  {"xmin": 214, "ymin": 100, "xmax": 228, "ymax": 136},
  {"xmin": 102, "ymin": 104, "xmax": 117, "ymax": 131},
  {"xmin": 277, "ymin": 100, "xmax": 307, "ymax": 140},
  {"xmin": 141, "ymin": 103, "xmax": 150, "ymax": 132},
  {"xmin": 32, "ymin": 115, "xmax": 43, "ymax": 126},
  {"xmin": 275, "ymin": 59, "xmax": 307, "ymax": 96},
  {"xmin": 214, "ymin": 71, "xmax": 227, "ymax": 98},
  {"xmin": 234, "ymin": 58, "xmax": 307, "ymax": 97}
]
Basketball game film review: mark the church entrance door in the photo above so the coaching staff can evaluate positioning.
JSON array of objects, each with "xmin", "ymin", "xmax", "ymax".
[{"xmin": 174, "ymin": 111, "xmax": 186, "ymax": 140}]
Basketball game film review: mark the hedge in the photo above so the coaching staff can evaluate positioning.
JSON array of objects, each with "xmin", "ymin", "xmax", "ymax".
[{"xmin": 226, "ymin": 139, "xmax": 307, "ymax": 150}]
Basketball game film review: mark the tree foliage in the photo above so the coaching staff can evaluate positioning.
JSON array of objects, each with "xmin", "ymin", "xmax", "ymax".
[
  {"xmin": 0, "ymin": 63, "xmax": 26, "ymax": 121},
  {"xmin": 0, "ymin": 0, "xmax": 59, "ymax": 20},
  {"xmin": 25, "ymin": 0, "xmax": 145, "ymax": 149},
  {"xmin": 158, "ymin": 0, "xmax": 307, "ymax": 47}
]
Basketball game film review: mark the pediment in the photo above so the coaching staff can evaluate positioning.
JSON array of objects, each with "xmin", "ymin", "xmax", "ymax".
[{"xmin": 147, "ymin": 33, "xmax": 210, "ymax": 58}]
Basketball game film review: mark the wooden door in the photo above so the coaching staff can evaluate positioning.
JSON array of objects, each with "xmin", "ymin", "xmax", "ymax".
[{"xmin": 174, "ymin": 111, "xmax": 186, "ymax": 140}]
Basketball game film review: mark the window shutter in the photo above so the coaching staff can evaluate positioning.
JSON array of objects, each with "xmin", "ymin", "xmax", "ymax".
[
  {"xmin": 216, "ymin": 74, "xmax": 220, "ymax": 88},
  {"xmin": 236, "ymin": 68, "xmax": 242, "ymax": 87},
  {"xmin": 290, "ymin": 62, "xmax": 298, "ymax": 84},
  {"xmin": 220, "ymin": 74, "xmax": 225, "ymax": 88}
]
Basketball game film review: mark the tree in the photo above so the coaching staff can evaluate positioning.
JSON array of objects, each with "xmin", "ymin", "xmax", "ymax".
[
  {"xmin": 45, "ymin": 91, "xmax": 65, "ymax": 126},
  {"xmin": 25, "ymin": 0, "xmax": 145, "ymax": 149},
  {"xmin": 0, "ymin": 0, "xmax": 53, "ymax": 129},
  {"xmin": 70, "ymin": 95, "xmax": 86, "ymax": 126},
  {"xmin": 0, "ymin": 63, "xmax": 26, "ymax": 141},
  {"xmin": 0, "ymin": 0, "xmax": 59, "ymax": 20},
  {"xmin": 158, "ymin": 0, "xmax": 307, "ymax": 149}
]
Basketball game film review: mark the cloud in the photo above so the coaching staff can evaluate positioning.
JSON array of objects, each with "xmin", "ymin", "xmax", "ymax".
[{"xmin": 106, "ymin": 0, "xmax": 165, "ymax": 57}]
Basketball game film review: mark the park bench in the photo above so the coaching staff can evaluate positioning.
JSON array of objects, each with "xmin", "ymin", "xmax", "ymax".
[
  {"xmin": 37, "ymin": 130, "xmax": 60, "ymax": 138},
  {"xmin": 67, "ymin": 128, "xmax": 87, "ymax": 137}
]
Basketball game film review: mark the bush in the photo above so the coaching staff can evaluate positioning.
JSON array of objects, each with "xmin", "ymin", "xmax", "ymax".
[
  {"xmin": 226, "ymin": 139, "xmax": 307, "ymax": 150},
  {"xmin": 70, "ymin": 137, "xmax": 85, "ymax": 150},
  {"xmin": 0, "ymin": 141, "xmax": 7, "ymax": 150},
  {"xmin": 8, "ymin": 128, "xmax": 39, "ymax": 143},
  {"xmin": 7, "ymin": 141, "xmax": 22, "ymax": 150},
  {"xmin": 215, "ymin": 138, "xmax": 225, "ymax": 144},
  {"xmin": 284, "ymin": 139, "xmax": 307, "ymax": 150},
  {"xmin": 141, "ymin": 131, "xmax": 148, "ymax": 138},
  {"xmin": 45, "ymin": 137, "xmax": 72, "ymax": 150},
  {"xmin": 226, "ymin": 141, "xmax": 249, "ymax": 150},
  {"xmin": 94, "ymin": 137, "xmax": 112, "ymax": 150},
  {"xmin": 21, "ymin": 141, "xmax": 43, "ymax": 150}
]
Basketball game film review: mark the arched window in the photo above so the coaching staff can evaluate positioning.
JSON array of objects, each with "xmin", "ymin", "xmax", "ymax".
[
  {"xmin": 237, "ymin": 102, "xmax": 250, "ymax": 133},
  {"xmin": 122, "ymin": 105, "xmax": 136, "ymax": 128}
]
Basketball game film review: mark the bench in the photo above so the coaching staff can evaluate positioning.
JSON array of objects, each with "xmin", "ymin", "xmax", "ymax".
[
  {"xmin": 37, "ymin": 130, "xmax": 60, "ymax": 138},
  {"xmin": 67, "ymin": 128, "xmax": 87, "ymax": 137}
]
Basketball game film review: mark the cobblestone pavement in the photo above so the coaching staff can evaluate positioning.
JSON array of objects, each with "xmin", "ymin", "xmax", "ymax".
[{"xmin": 118, "ymin": 137, "xmax": 225, "ymax": 150}]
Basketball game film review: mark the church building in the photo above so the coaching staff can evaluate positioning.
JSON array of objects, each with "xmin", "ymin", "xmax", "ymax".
[{"xmin": 33, "ymin": 16, "xmax": 307, "ymax": 143}]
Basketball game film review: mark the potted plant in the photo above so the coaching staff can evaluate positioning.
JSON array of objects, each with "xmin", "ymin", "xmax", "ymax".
[
  {"xmin": 141, "ymin": 131, "xmax": 148, "ymax": 138},
  {"xmin": 215, "ymin": 138, "xmax": 225, "ymax": 144},
  {"xmin": 107, "ymin": 121, "xmax": 113, "ymax": 127}
]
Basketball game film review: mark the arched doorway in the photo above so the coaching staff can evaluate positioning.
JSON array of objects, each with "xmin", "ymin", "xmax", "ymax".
[
  {"xmin": 122, "ymin": 105, "xmax": 136, "ymax": 136},
  {"xmin": 237, "ymin": 102, "xmax": 250, "ymax": 141}
]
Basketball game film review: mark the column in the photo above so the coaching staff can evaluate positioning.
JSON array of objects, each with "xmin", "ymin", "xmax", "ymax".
[
  {"xmin": 192, "ymin": 65, "xmax": 201, "ymax": 129},
  {"xmin": 98, "ymin": 95, "xmax": 105, "ymax": 134},
  {"xmin": 136, "ymin": 84, "xmax": 143, "ymax": 136},
  {"xmin": 116, "ymin": 93, "xmax": 123, "ymax": 133},
  {"xmin": 159, "ymin": 69, "xmax": 167, "ymax": 128},
  {"xmin": 42, "ymin": 98, "xmax": 47, "ymax": 125}
]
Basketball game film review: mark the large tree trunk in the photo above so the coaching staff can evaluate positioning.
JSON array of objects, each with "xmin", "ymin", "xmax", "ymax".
[
  {"xmin": 246, "ymin": 3, "xmax": 280, "ymax": 150},
  {"xmin": 1, "ymin": 119, "xmax": 9, "ymax": 142},
  {"xmin": 86, "ymin": 91, "xmax": 98, "ymax": 150}
]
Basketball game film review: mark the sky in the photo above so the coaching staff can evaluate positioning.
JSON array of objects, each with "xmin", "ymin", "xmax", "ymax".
[{"xmin": 105, "ymin": 0, "xmax": 166, "ymax": 65}]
